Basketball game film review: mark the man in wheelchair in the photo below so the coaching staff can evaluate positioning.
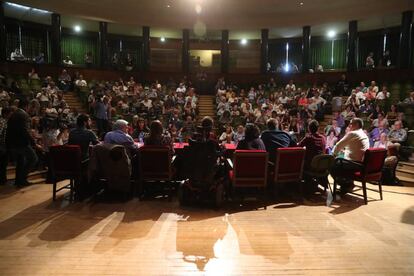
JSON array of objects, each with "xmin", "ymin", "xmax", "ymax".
[{"xmin": 178, "ymin": 116, "xmax": 226, "ymax": 207}]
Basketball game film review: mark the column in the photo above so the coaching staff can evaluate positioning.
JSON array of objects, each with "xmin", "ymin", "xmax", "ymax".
[
  {"xmin": 301, "ymin": 26, "xmax": 311, "ymax": 73},
  {"xmin": 98, "ymin": 22, "xmax": 108, "ymax": 68},
  {"xmin": 347, "ymin": 20, "xmax": 358, "ymax": 72},
  {"xmin": 51, "ymin": 13, "xmax": 61, "ymax": 65},
  {"xmin": 0, "ymin": 1, "xmax": 6, "ymax": 62},
  {"xmin": 182, "ymin": 29, "xmax": 190, "ymax": 74},
  {"xmin": 142, "ymin": 26, "xmax": 150, "ymax": 71},
  {"xmin": 260, "ymin": 29, "xmax": 269, "ymax": 73},
  {"xmin": 221, "ymin": 30, "xmax": 229, "ymax": 74},
  {"xmin": 397, "ymin": 10, "xmax": 413, "ymax": 69}
]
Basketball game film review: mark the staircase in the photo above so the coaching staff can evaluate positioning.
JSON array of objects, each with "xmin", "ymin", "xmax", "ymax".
[
  {"xmin": 6, "ymin": 165, "xmax": 47, "ymax": 184},
  {"xmin": 198, "ymin": 95, "xmax": 215, "ymax": 119},
  {"xmin": 64, "ymin": 91, "xmax": 88, "ymax": 114},
  {"xmin": 396, "ymin": 153, "xmax": 414, "ymax": 186}
]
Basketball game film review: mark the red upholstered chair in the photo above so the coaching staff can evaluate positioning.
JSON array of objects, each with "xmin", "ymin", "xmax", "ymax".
[
  {"xmin": 273, "ymin": 147, "xmax": 306, "ymax": 193},
  {"xmin": 49, "ymin": 145, "xmax": 82, "ymax": 201},
  {"xmin": 138, "ymin": 145, "xmax": 175, "ymax": 198},
  {"xmin": 333, "ymin": 148, "xmax": 387, "ymax": 204},
  {"xmin": 227, "ymin": 150, "xmax": 268, "ymax": 202}
]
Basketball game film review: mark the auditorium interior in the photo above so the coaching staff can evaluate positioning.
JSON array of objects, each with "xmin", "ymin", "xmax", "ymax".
[{"xmin": 1, "ymin": 0, "xmax": 414, "ymax": 275}]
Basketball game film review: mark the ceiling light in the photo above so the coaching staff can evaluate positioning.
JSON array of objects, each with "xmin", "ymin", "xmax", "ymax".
[
  {"xmin": 74, "ymin": 25, "xmax": 82, "ymax": 32},
  {"xmin": 160, "ymin": 37, "xmax": 166, "ymax": 42},
  {"xmin": 195, "ymin": 4, "xmax": 202, "ymax": 14},
  {"xmin": 299, "ymin": 2, "xmax": 304, "ymax": 5},
  {"xmin": 241, "ymin": 38, "xmax": 247, "ymax": 45},
  {"xmin": 327, "ymin": 30, "xmax": 336, "ymax": 38},
  {"xmin": 166, "ymin": 4, "xmax": 170, "ymax": 8}
]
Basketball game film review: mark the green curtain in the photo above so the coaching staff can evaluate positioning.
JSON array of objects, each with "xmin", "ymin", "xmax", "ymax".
[
  {"xmin": 333, "ymin": 38, "xmax": 347, "ymax": 69},
  {"xmin": 5, "ymin": 24, "xmax": 19, "ymax": 59},
  {"xmin": 357, "ymin": 34, "xmax": 383, "ymax": 69},
  {"xmin": 61, "ymin": 34, "xmax": 98, "ymax": 65},
  {"xmin": 386, "ymin": 32, "xmax": 399, "ymax": 66},
  {"xmin": 21, "ymin": 27, "xmax": 46, "ymax": 61},
  {"xmin": 310, "ymin": 39, "xmax": 331, "ymax": 69},
  {"xmin": 289, "ymin": 41, "xmax": 302, "ymax": 68}
]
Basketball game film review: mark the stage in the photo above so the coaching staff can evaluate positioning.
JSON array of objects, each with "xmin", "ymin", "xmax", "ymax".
[{"xmin": 0, "ymin": 181, "xmax": 413, "ymax": 275}]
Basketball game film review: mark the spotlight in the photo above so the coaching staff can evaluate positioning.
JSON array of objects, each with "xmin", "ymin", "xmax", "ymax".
[
  {"xmin": 241, "ymin": 38, "xmax": 247, "ymax": 45},
  {"xmin": 327, "ymin": 30, "xmax": 336, "ymax": 38},
  {"xmin": 160, "ymin": 37, "xmax": 166, "ymax": 42},
  {"xmin": 195, "ymin": 4, "xmax": 202, "ymax": 14},
  {"xmin": 74, "ymin": 25, "xmax": 81, "ymax": 32},
  {"xmin": 284, "ymin": 63, "xmax": 290, "ymax": 72}
]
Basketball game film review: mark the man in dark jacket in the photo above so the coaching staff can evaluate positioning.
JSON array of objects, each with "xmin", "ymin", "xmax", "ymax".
[
  {"xmin": 260, "ymin": 118, "xmax": 297, "ymax": 162},
  {"xmin": 6, "ymin": 100, "xmax": 38, "ymax": 186}
]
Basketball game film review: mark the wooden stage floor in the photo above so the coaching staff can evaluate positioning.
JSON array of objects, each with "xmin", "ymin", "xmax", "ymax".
[{"xmin": 0, "ymin": 182, "xmax": 413, "ymax": 275}]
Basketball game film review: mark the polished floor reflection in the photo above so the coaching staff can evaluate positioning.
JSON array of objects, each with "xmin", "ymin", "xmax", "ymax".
[{"xmin": 0, "ymin": 182, "xmax": 413, "ymax": 275}]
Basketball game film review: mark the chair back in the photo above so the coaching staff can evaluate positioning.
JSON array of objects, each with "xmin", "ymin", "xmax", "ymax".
[
  {"xmin": 362, "ymin": 148, "xmax": 387, "ymax": 177},
  {"xmin": 274, "ymin": 147, "xmax": 306, "ymax": 183},
  {"xmin": 310, "ymin": 154, "xmax": 335, "ymax": 173},
  {"xmin": 139, "ymin": 145, "xmax": 172, "ymax": 181},
  {"xmin": 232, "ymin": 150, "xmax": 268, "ymax": 188},
  {"xmin": 50, "ymin": 145, "xmax": 82, "ymax": 178},
  {"xmin": 91, "ymin": 144, "xmax": 131, "ymax": 192}
]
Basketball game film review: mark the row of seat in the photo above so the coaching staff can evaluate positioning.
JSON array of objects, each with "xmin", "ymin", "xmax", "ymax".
[{"xmin": 49, "ymin": 145, "xmax": 387, "ymax": 205}]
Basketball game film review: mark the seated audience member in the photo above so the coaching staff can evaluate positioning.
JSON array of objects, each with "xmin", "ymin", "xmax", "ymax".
[
  {"xmin": 236, "ymin": 123, "xmax": 265, "ymax": 150},
  {"xmin": 324, "ymin": 119, "xmax": 341, "ymax": 137},
  {"xmin": 369, "ymin": 121, "xmax": 389, "ymax": 146},
  {"xmin": 219, "ymin": 125, "xmax": 234, "ymax": 144},
  {"xmin": 331, "ymin": 118, "xmax": 370, "ymax": 194},
  {"xmin": 34, "ymin": 53, "xmax": 45, "ymax": 64},
  {"xmin": 58, "ymin": 69, "xmax": 72, "ymax": 92},
  {"xmin": 233, "ymin": 125, "xmax": 245, "ymax": 144},
  {"xmin": 374, "ymin": 133, "xmax": 393, "ymax": 149},
  {"xmin": 10, "ymin": 48, "xmax": 25, "ymax": 61},
  {"xmin": 371, "ymin": 112, "xmax": 388, "ymax": 129},
  {"xmin": 75, "ymin": 75, "xmax": 87, "ymax": 88},
  {"xmin": 299, "ymin": 120, "xmax": 326, "ymax": 169},
  {"xmin": 261, "ymin": 118, "xmax": 297, "ymax": 161},
  {"xmin": 326, "ymin": 129, "xmax": 338, "ymax": 154},
  {"xmin": 388, "ymin": 121, "xmax": 407, "ymax": 144},
  {"xmin": 63, "ymin": 56, "xmax": 73, "ymax": 65},
  {"xmin": 402, "ymin": 91, "xmax": 414, "ymax": 104},
  {"xmin": 28, "ymin": 68, "xmax": 40, "ymax": 80},
  {"xmin": 104, "ymin": 119, "xmax": 138, "ymax": 153},
  {"xmin": 144, "ymin": 120, "xmax": 173, "ymax": 154},
  {"xmin": 132, "ymin": 117, "xmax": 149, "ymax": 141},
  {"xmin": 386, "ymin": 104, "xmax": 398, "ymax": 125},
  {"xmin": 84, "ymin": 52, "xmax": 93, "ymax": 67},
  {"xmin": 68, "ymin": 114, "xmax": 98, "ymax": 161},
  {"xmin": 365, "ymin": 52, "xmax": 375, "ymax": 68},
  {"xmin": 0, "ymin": 107, "xmax": 12, "ymax": 185}
]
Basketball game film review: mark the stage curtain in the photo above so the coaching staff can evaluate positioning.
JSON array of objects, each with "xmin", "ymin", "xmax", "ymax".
[
  {"xmin": 61, "ymin": 33, "xmax": 98, "ymax": 65},
  {"xmin": 386, "ymin": 31, "xmax": 399, "ymax": 67},
  {"xmin": 268, "ymin": 41, "xmax": 285, "ymax": 69}
]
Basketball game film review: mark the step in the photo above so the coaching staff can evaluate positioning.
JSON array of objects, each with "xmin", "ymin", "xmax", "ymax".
[
  {"xmin": 398, "ymin": 161, "xmax": 414, "ymax": 169},
  {"xmin": 7, "ymin": 169, "xmax": 48, "ymax": 182},
  {"xmin": 396, "ymin": 167, "xmax": 414, "ymax": 179}
]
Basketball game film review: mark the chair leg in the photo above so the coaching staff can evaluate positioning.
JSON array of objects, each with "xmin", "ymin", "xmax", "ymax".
[
  {"xmin": 70, "ymin": 178, "xmax": 74, "ymax": 202},
  {"xmin": 53, "ymin": 181, "xmax": 56, "ymax": 201},
  {"xmin": 362, "ymin": 181, "xmax": 368, "ymax": 205},
  {"xmin": 378, "ymin": 179, "xmax": 383, "ymax": 200}
]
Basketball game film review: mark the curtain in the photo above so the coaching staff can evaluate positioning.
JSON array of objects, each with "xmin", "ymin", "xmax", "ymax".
[
  {"xmin": 268, "ymin": 41, "xmax": 285, "ymax": 69},
  {"xmin": 333, "ymin": 38, "xmax": 347, "ymax": 69},
  {"xmin": 386, "ymin": 32, "xmax": 399, "ymax": 66},
  {"xmin": 61, "ymin": 33, "xmax": 98, "ymax": 65},
  {"xmin": 5, "ymin": 24, "xmax": 19, "ymax": 59},
  {"xmin": 21, "ymin": 27, "xmax": 46, "ymax": 61},
  {"xmin": 289, "ymin": 41, "xmax": 302, "ymax": 69},
  {"xmin": 357, "ymin": 34, "xmax": 383, "ymax": 69},
  {"xmin": 310, "ymin": 39, "xmax": 331, "ymax": 70},
  {"xmin": 121, "ymin": 40, "xmax": 141, "ymax": 68}
]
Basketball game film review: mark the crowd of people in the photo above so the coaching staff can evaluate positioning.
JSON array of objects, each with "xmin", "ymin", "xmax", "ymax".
[{"xmin": 0, "ymin": 68, "xmax": 413, "ymax": 198}]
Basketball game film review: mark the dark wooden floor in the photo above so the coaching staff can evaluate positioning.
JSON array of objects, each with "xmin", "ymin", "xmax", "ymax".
[{"xmin": 0, "ymin": 181, "xmax": 413, "ymax": 275}]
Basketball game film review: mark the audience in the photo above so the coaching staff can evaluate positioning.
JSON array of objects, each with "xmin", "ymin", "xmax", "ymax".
[{"xmin": 236, "ymin": 123, "xmax": 265, "ymax": 150}]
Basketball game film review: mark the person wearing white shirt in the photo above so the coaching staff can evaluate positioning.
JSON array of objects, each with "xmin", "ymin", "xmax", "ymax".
[
  {"xmin": 331, "ymin": 118, "xmax": 370, "ymax": 194},
  {"xmin": 176, "ymin": 83, "xmax": 186, "ymax": 95},
  {"xmin": 285, "ymin": 80, "xmax": 296, "ymax": 91}
]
